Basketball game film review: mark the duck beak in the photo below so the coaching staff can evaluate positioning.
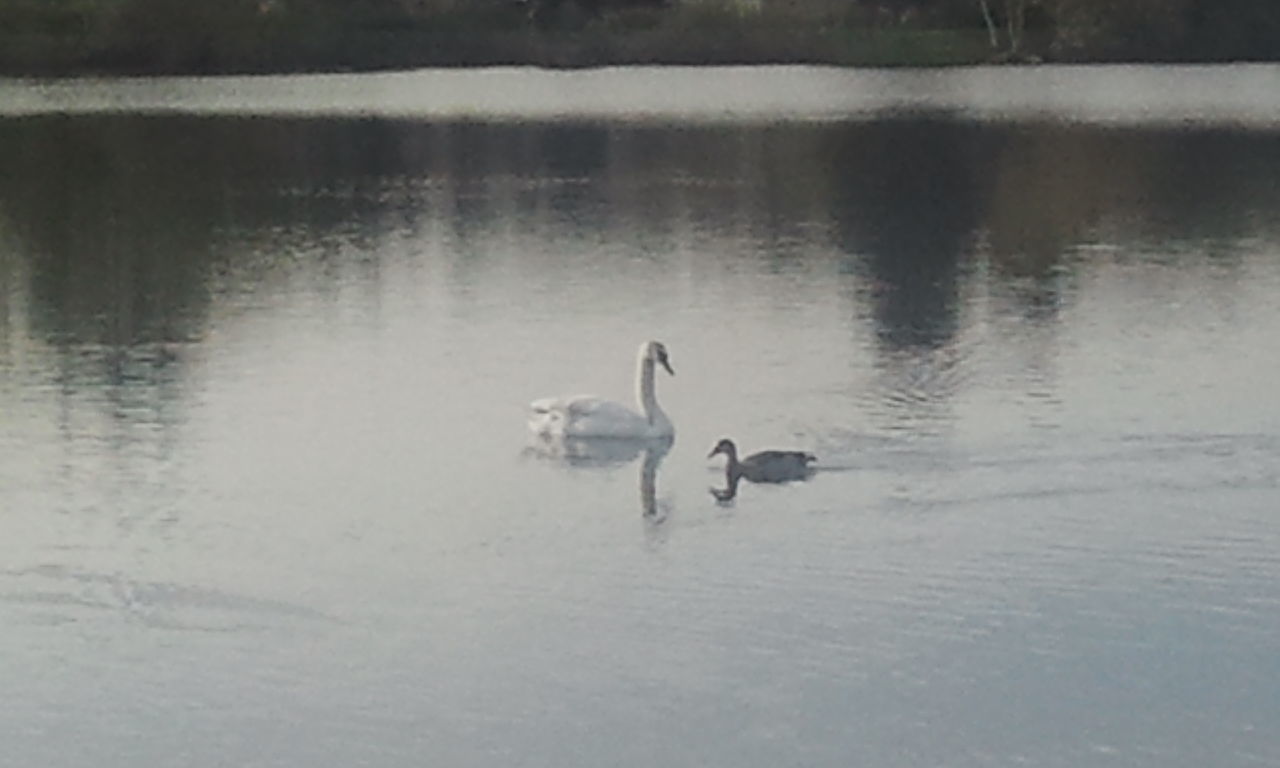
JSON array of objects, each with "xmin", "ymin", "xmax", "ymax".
[{"xmin": 707, "ymin": 446, "xmax": 720, "ymax": 459}]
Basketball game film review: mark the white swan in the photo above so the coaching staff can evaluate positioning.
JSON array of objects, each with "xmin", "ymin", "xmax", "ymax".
[{"xmin": 529, "ymin": 341, "xmax": 675, "ymax": 439}]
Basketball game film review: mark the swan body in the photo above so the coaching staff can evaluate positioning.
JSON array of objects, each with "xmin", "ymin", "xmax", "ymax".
[
  {"xmin": 708, "ymin": 438, "xmax": 815, "ymax": 483},
  {"xmin": 525, "ymin": 434, "xmax": 673, "ymax": 467},
  {"xmin": 529, "ymin": 341, "xmax": 675, "ymax": 440}
]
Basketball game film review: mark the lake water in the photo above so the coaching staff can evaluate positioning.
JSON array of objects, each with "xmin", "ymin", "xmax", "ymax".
[{"xmin": 2, "ymin": 65, "xmax": 1279, "ymax": 767}]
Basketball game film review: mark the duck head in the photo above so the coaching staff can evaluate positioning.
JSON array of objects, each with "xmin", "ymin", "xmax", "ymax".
[{"xmin": 707, "ymin": 438, "xmax": 737, "ymax": 460}]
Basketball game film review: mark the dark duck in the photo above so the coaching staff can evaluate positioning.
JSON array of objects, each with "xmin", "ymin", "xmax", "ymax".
[{"xmin": 707, "ymin": 438, "xmax": 816, "ymax": 484}]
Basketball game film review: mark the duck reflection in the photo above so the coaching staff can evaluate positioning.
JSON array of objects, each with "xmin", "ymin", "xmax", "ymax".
[
  {"xmin": 710, "ymin": 468, "xmax": 817, "ymax": 503},
  {"xmin": 524, "ymin": 435, "xmax": 673, "ymax": 520},
  {"xmin": 710, "ymin": 472, "xmax": 743, "ymax": 503}
]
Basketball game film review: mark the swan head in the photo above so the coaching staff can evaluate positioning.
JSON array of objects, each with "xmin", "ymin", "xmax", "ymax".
[
  {"xmin": 707, "ymin": 438, "xmax": 737, "ymax": 460},
  {"xmin": 647, "ymin": 341, "xmax": 674, "ymax": 376}
]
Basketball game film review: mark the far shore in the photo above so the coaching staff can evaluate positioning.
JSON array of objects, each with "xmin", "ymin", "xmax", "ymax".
[
  {"xmin": 3, "ymin": 1, "xmax": 1275, "ymax": 80},
  {"xmin": 1, "ymin": 29, "xmax": 1012, "ymax": 79}
]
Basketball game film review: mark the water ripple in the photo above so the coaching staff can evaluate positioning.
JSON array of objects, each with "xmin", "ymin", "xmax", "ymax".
[{"xmin": 0, "ymin": 564, "xmax": 335, "ymax": 633}]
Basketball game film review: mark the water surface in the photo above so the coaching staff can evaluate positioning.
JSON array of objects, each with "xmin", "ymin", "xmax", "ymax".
[{"xmin": 2, "ymin": 66, "xmax": 1279, "ymax": 767}]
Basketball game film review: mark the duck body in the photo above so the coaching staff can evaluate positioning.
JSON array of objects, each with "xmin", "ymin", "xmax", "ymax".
[
  {"xmin": 529, "ymin": 341, "xmax": 675, "ymax": 440},
  {"xmin": 708, "ymin": 438, "xmax": 815, "ymax": 483}
]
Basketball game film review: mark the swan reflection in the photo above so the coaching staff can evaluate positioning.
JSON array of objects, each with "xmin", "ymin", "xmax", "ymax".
[
  {"xmin": 524, "ymin": 435, "xmax": 673, "ymax": 520},
  {"xmin": 637, "ymin": 439, "xmax": 670, "ymax": 522}
]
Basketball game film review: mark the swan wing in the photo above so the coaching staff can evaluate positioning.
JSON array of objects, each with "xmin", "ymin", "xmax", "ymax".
[
  {"xmin": 529, "ymin": 395, "xmax": 586, "ymax": 436},
  {"xmin": 530, "ymin": 394, "xmax": 611, "ymax": 418}
]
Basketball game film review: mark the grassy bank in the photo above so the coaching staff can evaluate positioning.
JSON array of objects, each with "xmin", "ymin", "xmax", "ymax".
[{"xmin": 0, "ymin": 0, "xmax": 999, "ymax": 76}]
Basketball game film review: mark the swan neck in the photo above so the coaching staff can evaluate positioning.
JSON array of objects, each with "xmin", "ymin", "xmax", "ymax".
[{"xmin": 636, "ymin": 355, "xmax": 657, "ymax": 421}]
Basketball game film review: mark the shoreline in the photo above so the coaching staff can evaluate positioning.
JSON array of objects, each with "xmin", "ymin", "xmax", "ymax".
[{"xmin": 6, "ymin": 65, "xmax": 1279, "ymax": 132}]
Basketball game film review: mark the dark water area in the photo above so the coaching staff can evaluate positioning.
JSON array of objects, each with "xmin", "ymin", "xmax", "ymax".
[
  {"xmin": 2, "ymin": 67, "xmax": 1279, "ymax": 767},
  {"xmin": 5, "ymin": 109, "xmax": 1280, "ymax": 350}
]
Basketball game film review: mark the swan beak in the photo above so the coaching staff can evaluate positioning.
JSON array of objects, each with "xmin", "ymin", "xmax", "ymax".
[{"xmin": 660, "ymin": 357, "xmax": 674, "ymax": 376}]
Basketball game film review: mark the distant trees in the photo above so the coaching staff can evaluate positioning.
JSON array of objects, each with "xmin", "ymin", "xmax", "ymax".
[
  {"xmin": 1050, "ymin": 0, "xmax": 1280, "ymax": 60},
  {"xmin": 849, "ymin": 0, "xmax": 1280, "ymax": 61},
  {"xmin": 969, "ymin": 0, "xmax": 1280, "ymax": 60},
  {"xmin": 0, "ymin": 0, "xmax": 1277, "ymax": 74},
  {"xmin": 516, "ymin": 0, "xmax": 672, "ymax": 27},
  {"xmin": 1178, "ymin": 0, "xmax": 1280, "ymax": 60}
]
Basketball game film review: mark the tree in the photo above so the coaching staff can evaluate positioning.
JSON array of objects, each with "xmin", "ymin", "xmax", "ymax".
[
  {"xmin": 1044, "ymin": 0, "xmax": 1193, "ymax": 59},
  {"xmin": 976, "ymin": 0, "xmax": 1035, "ymax": 56}
]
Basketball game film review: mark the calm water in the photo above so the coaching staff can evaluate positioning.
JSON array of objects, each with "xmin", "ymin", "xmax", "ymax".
[{"xmin": 2, "ymin": 66, "xmax": 1280, "ymax": 767}]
